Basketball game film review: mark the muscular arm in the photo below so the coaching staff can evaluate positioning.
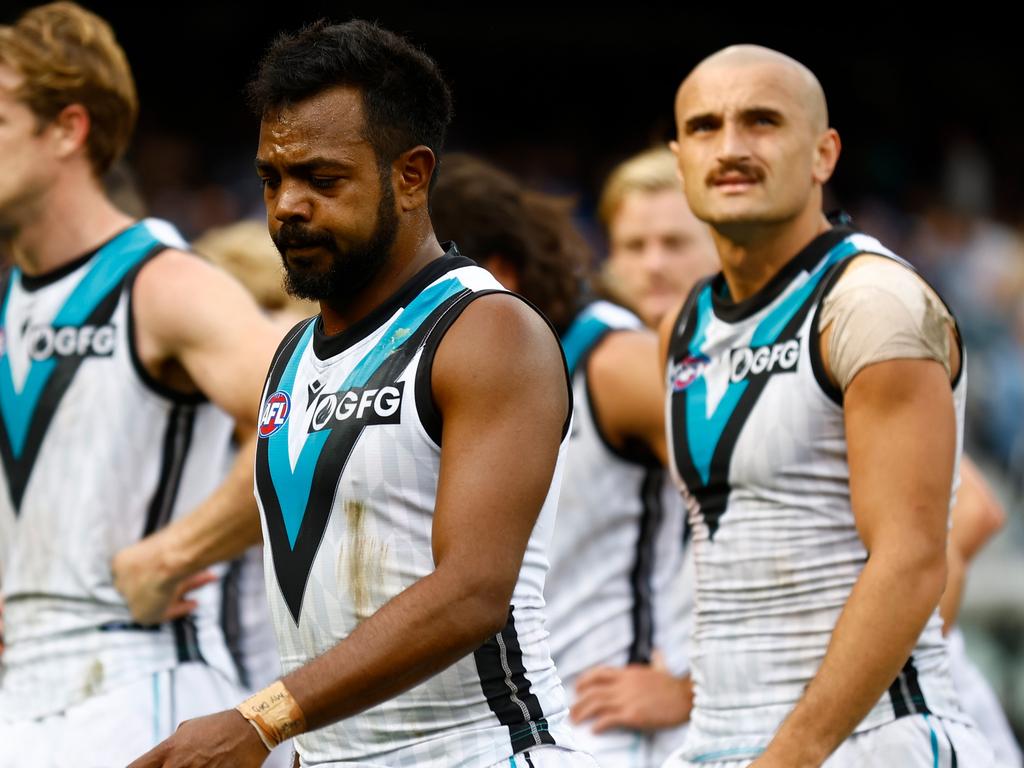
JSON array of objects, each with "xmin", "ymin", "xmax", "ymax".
[
  {"xmin": 756, "ymin": 356, "xmax": 956, "ymax": 767},
  {"xmin": 112, "ymin": 250, "xmax": 282, "ymax": 623},
  {"xmin": 128, "ymin": 292, "xmax": 570, "ymax": 766}
]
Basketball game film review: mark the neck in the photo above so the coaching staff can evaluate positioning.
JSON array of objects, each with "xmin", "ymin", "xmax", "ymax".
[
  {"xmin": 8, "ymin": 172, "xmax": 135, "ymax": 276},
  {"xmin": 712, "ymin": 205, "xmax": 831, "ymax": 303},
  {"xmin": 319, "ymin": 223, "xmax": 444, "ymax": 336}
]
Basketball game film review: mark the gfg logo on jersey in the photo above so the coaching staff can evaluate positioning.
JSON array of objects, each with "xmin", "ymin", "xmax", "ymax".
[
  {"xmin": 259, "ymin": 391, "xmax": 291, "ymax": 437},
  {"xmin": 26, "ymin": 324, "xmax": 116, "ymax": 362},
  {"xmin": 669, "ymin": 354, "xmax": 710, "ymax": 392},
  {"xmin": 729, "ymin": 339, "xmax": 800, "ymax": 383},
  {"xmin": 308, "ymin": 382, "xmax": 404, "ymax": 433}
]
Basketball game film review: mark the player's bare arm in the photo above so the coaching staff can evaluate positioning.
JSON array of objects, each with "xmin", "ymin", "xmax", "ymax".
[
  {"xmin": 587, "ymin": 328, "xmax": 669, "ymax": 465},
  {"xmin": 127, "ymin": 290, "xmax": 569, "ymax": 767},
  {"xmin": 112, "ymin": 251, "xmax": 281, "ymax": 624},
  {"xmin": 752, "ymin": 332, "xmax": 958, "ymax": 767}
]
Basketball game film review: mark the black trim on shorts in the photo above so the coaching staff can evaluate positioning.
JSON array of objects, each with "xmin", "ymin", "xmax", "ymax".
[
  {"xmin": 627, "ymin": 466, "xmax": 665, "ymax": 664},
  {"xmin": 473, "ymin": 606, "xmax": 556, "ymax": 754},
  {"xmin": 172, "ymin": 615, "xmax": 206, "ymax": 664},
  {"xmin": 142, "ymin": 403, "xmax": 197, "ymax": 538},
  {"xmin": 413, "ymin": 289, "xmax": 573, "ymax": 447}
]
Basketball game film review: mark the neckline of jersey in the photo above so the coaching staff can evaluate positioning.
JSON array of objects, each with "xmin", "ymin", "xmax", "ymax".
[
  {"xmin": 16, "ymin": 222, "xmax": 141, "ymax": 293},
  {"xmin": 311, "ymin": 242, "xmax": 475, "ymax": 359},
  {"xmin": 709, "ymin": 226, "xmax": 854, "ymax": 323}
]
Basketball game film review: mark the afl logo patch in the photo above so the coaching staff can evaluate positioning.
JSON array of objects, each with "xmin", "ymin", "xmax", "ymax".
[
  {"xmin": 259, "ymin": 391, "xmax": 291, "ymax": 438},
  {"xmin": 669, "ymin": 354, "xmax": 710, "ymax": 392}
]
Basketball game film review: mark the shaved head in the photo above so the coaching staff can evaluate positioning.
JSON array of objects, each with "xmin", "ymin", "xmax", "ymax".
[
  {"xmin": 679, "ymin": 45, "xmax": 828, "ymax": 133},
  {"xmin": 669, "ymin": 44, "xmax": 840, "ymax": 240}
]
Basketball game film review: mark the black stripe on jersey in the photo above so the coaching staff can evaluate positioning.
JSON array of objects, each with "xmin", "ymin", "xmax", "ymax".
[
  {"xmin": 172, "ymin": 615, "xmax": 206, "ymax": 663},
  {"xmin": 888, "ymin": 655, "xmax": 931, "ymax": 718},
  {"xmin": 474, "ymin": 606, "xmax": 555, "ymax": 753},
  {"xmin": 221, "ymin": 557, "xmax": 248, "ymax": 687},
  {"xmin": 414, "ymin": 289, "xmax": 574, "ymax": 447},
  {"xmin": 142, "ymin": 404, "xmax": 196, "ymax": 537},
  {"xmin": 524, "ymin": 752, "xmax": 537, "ymax": 768},
  {"xmin": 257, "ymin": 292, "xmax": 473, "ymax": 624},
  {"xmin": 948, "ymin": 732, "xmax": 959, "ymax": 768},
  {"xmin": 666, "ymin": 277, "xmax": 715, "ymax": 534},
  {"xmin": 627, "ymin": 466, "xmax": 665, "ymax": 664},
  {"xmin": 0, "ymin": 281, "xmax": 125, "ymax": 512}
]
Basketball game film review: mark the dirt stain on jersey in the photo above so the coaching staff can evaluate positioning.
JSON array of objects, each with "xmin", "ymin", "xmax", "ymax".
[{"xmin": 343, "ymin": 499, "xmax": 389, "ymax": 623}]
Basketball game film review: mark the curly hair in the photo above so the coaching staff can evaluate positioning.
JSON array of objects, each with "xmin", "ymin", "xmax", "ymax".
[
  {"xmin": 0, "ymin": 2, "xmax": 138, "ymax": 177},
  {"xmin": 430, "ymin": 154, "xmax": 588, "ymax": 333}
]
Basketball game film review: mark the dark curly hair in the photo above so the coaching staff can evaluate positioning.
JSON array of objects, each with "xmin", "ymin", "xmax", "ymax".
[{"xmin": 430, "ymin": 154, "xmax": 588, "ymax": 333}]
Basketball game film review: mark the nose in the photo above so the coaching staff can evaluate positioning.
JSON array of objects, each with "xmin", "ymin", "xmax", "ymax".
[
  {"xmin": 716, "ymin": 119, "xmax": 751, "ymax": 163},
  {"xmin": 272, "ymin": 180, "xmax": 313, "ymax": 224}
]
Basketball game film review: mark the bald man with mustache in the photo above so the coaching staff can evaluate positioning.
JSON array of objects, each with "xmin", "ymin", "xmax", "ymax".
[{"xmin": 659, "ymin": 46, "xmax": 993, "ymax": 767}]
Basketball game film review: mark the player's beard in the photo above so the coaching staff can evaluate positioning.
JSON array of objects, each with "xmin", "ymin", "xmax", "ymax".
[{"xmin": 273, "ymin": 180, "xmax": 399, "ymax": 307}]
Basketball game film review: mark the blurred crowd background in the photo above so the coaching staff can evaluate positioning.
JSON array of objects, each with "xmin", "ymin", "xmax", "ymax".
[{"xmin": 5, "ymin": 1, "xmax": 1023, "ymax": 743}]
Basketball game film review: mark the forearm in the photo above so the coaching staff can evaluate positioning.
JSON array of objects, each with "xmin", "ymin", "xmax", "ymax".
[
  {"xmin": 761, "ymin": 546, "xmax": 947, "ymax": 767},
  {"xmin": 284, "ymin": 564, "xmax": 505, "ymax": 732},
  {"xmin": 154, "ymin": 432, "xmax": 263, "ymax": 580}
]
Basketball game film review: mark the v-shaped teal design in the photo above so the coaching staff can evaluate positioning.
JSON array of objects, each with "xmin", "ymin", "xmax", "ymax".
[
  {"xmin": 685, "ymin": 239, "xmax": 861, "ymax": 484},
  {"xmin": 267, "ymin": 277, "xmax": 465, "ymax": 548},
  {"xmin": 0, "ymin": 222, "xmax": 162, "ymax": 457}
]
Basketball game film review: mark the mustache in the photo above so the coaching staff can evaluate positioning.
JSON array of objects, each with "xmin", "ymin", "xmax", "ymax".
[
  {"xmin": 273, "ymin": 222, "xmax": 337, "ymax": 252},
  {"xmin": 706, "ymin": 160, "xmax": 766, "ymax": 186}
]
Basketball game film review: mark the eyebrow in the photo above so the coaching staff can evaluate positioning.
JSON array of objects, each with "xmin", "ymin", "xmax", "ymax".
[
  {"xmin": 683, "ymin": 105, "xmax": 786, "ymax": 131},
  {"xmin": 254, "ymin": 156, "xmax": 356, "ymax": 173}
]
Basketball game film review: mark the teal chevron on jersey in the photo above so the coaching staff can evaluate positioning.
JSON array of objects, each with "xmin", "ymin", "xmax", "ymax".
[
  {"xmin": 0, "ymin": 222, "xmax": 161, "ymax": 457},
  {"xmin": 685, "ymin": 238, "xmax": 861, "ymax": 485},
  {"xmin": 267, "ymin": 277, "xmax": 465, "ymax": 548}
]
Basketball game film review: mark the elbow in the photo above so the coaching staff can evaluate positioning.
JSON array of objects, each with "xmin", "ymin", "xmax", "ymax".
[{"xmin": 436, "ymin": 566, "xmax": 514, "ymax": 643}]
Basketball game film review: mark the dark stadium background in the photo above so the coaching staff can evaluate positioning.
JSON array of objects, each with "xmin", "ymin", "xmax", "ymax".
[{"xmin": 5, "ymin": 4, "xmax": 1021, "ymax": 222}]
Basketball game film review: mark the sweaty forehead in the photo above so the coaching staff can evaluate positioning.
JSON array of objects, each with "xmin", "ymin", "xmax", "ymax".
[
  {"xmin": 257, "ymin": 85, "xmax": 371, "ymax": 161},
  {"xmin": 677, "ymin": 61, "xmax": 824, "ymax": 130}
]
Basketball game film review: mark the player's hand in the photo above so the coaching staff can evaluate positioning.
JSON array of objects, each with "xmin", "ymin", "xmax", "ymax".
[
  {"xmin": 127, "ymin": 709, "xmax": 269, "ymax": 767},
  {"xmin": 112, "ymin": 533, "xmax": 217, "ymax": 624},
  {"xmin": 571, "ymin": 664, "xmax": 693, "ymax": 732}
]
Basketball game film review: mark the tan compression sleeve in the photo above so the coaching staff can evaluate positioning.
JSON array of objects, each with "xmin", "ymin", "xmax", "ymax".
[{"xmin": 820, "ymin": 257, "xmax": 954, "ymax": 393}]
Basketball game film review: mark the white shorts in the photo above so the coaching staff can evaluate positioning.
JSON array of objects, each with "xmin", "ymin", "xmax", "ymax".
[
  {"xmin": 485, "ymin": 746, "xmax": 601, "ymax": 768},
  {"xmin": 0, "ymin": 662, "xmax": 246, "ymax": 768},
  {"xmin": 661, "ymin": 715, "xmax": 993, "ymax": 768},
  {"xmin": 560, "ymin": 720, "xmax": 656, "ymax": 767}
]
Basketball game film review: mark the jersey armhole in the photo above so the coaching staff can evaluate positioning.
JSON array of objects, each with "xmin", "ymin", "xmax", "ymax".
[
  {"xmin": 414, "ymin": 289, "xmax": 573, "ymax": 448},
  {"xmin": 808, "ymin": 254, "xmax": 966, "ymax": 405},
  {"xmin": 126, "ymin": 246, "xmax": 208, "ymax": 405}
]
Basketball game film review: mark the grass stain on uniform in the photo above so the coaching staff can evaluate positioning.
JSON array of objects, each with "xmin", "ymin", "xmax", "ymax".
[{"xmin": 343, "ymin": 499, "xmax": 389, "ymax": 623}]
